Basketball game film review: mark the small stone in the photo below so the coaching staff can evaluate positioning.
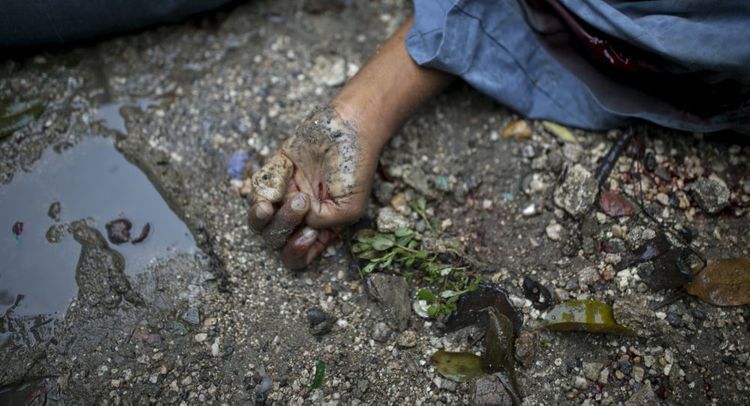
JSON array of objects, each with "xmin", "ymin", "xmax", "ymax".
[
  {"xmin": 48, "ymin": 201, "xmax": 61, "ymax": 221},
  {"xmin": 522, "ymin": 204, "xmax": 537, "ymax": 216},
  {"xmin": 45, "ymin": 224, "xmax": 67, "ymax": 243},
  {"xmin": 311, "ymin": 55, "xmax": 347, "ymax": 87},
  {"xmin": 598, "ymin": 368, "xmax": 609, "ymax": 385},
  {"xmin": 372, "ymin": 322, "xmax": 392, "ymax": 343},
  {"xmin": 554, "ymin": 164, "xmax": 598, "ymax": 217},
  {"xmin": 182, "ymin": 308, "xmax": 200, "ymax": 325},
  {"xmin": 366, "ymin": 274, "xmax": 411, "ymax": 332},
  {"xmin": 105, "ymin": 218, "xmax": 132, "ymax": 244},
  {"xmin": 376, "ymin": 207, "xmax": 411, "ymax": 232},
  {"xmin": 578, "ymin": 266, "xmax": 599, "ymax": 288},
  {"xmin": 433, "ymin": 376, "xmax": 457, "ymax": 392},
  {"xmin": 615, "ymin": 370, "xmax": 625, "ymax": 380},
  {"xmin": 396, "ymin": 330, "xmax": 417, "ymax": 348},
  {"xmin": 653, "ymin": 193, "xmax": 669, "ymax": 206},
  {"xmin": 307, "ymin": 307, "xmax": 335, "ymax": 336},
  {"xmin": 515, "ymin": 331, "xmax": 537, "ymax": 368},
  {"xmin": 690, "ymin": 175, "xmax": 730, "ymax": 214},
  {"xmin": 390, "ymin": 192, "xmax": 410, "ymax": 214},
  {"xmin": 583, "ymin": 362, "xmax": 604, "ymax": 381},
  {"xmin": 573, "ymin": 376, "xmax": 588, "ymax": 390},
  {"xmin": 546, "ymin": 223, "xmax": 563, "ymax": 241},
  {"xmin": 562, "ymin": 143, "xmax": 583, "ymax": 162},
  {"xmin": 194, "ymin": 333, "xmax": 208, "ymax": 343},
  {"xmin": 632, "ymin": 366, "xmax": 645, "ymax": 382},
  {"xmin": 624, "ymin": 381, "xmax": 658, "ymax": 406},
  {"xmin": 473, "ymin": 375, "xmax": 513, "ymax": 406}
]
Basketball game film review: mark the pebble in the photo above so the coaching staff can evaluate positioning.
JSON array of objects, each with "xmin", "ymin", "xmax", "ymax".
[
  {"xmin": 396, "ymin": 330, "xmax": 417, "ymax": 348},
  {"xmin": 522, "ymin": 204, "xmax": 537, "ymax": 216},
  {"xmin": 578, "ymin": 266, "xmax": 599, "ymax": 288},
  {"xmin": 632, "ymin": 366, "xmax": 645, "ymax": 382},
  {"xmin": 311, "ymin": 55, "xmax": 347, "ymax": 87},
  {"xmin": 182, "ymin": 308, "xmax": 201, "ymax": 325},
  {"xmin": 573, "ymin": 376, "xmax": 589, "ymax": 390},
  {"xmin": 553, "ymin": 164, "xmax": 598, "ymax": 217},
  {"xmin": 474, "ymin": 375, "xmax": 513, "ymax": 406},
  {"xmin": 307, "ymin": 307, "xmax": 335, "ymax": 336},
  {"xmin": 372, "ymin": 322, "xmax": 392, "ymax": 343},
  {"xmin": 376, "ymin": 207, "xmax": 411, "ymax": 232},
  {"xmin": 598, "ymin": 368, "xmax": 610, "ymax": 385},
  {"xmin": 194, "ymin": 333, "xmax": 208, "ymax": 343},
  {"xmin": 48, "ymin": 201, "xmax": 62, "ymax": 221},
  {"xmin": 583, "ymin": 362, "xmax": 604, "ymax": 381},
  {"xmin": 690, "ymin": 175, "xmax": 730, "ymax": 214},
  {"xmin": 366, "ymin": 274, "xmax": 411, "ymax": 332},
  {"xmin": 545, "ymin": 223, "xmax": 563, "ymax": 241}
]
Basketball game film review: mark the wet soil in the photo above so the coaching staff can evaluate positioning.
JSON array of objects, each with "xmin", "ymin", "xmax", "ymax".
[{"xmin": 0, "ymin": 0, "xmax": 748, "ymax": 404}]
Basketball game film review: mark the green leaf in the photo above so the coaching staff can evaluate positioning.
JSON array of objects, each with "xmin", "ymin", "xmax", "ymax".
[
  {"xmin": 430, "ymin": 351, "xmax": 485, "ymax": 382},
  {"xmin": 395, "ymin": 228, "xmax": 413, "ymax": 238},
  {"xmin": 440, "ymin": 290, "xmax": 457, "ymax": 298},
  {"xmin": 482, "ymin": 310, "xmax": 522, "ymax": 404},
  {"xmin": 310, "ymin": 360, "xmax": 326, "ymax": 390},
  {"xmin": 541, "ymin": 300, "xmax": 635, "ymax": 335},
  {"xmin": 371, "ymin": 234, "xmax": 395, "ymax": 251},
  {"xmin": 351, "ymin": 242, "xmax": 369, "ymax": 254},
  {"xmin": 416, "ymin": 288, "xmax": 437, "ymax": 303},
  {"xmin": 360, "ymin": 262, "xmax": 377, "ymax": 276},
  {"xmin": 354, "ymin": 229, "xmax": 377, "ymax": 244}
]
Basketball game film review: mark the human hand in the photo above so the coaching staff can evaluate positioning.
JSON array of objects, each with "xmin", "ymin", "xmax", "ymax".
[{"xmin": 243, "ymin": 106, "xmax": 377, "ymax": 269}]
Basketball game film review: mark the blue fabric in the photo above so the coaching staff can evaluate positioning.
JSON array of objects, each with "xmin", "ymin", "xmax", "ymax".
[{"xmin": 406, "ymin": 0, "xmax": 750, "ymax": 132}]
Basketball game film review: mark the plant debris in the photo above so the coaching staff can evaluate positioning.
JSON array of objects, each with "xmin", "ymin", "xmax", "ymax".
[
  {"xmin": 686, "ymin": 258, "xmax": 750, "ymax": 306},
  {"xmin": 542, "ymin": 300, "xmax": 635, "ymax": 336},
  {"xmin": 309, "ymin": 360, "xmax": 326, "ymax": 391},
  {"xmin": 599, "ymin": 191, "xmax": 637, "ymax": 218},
  {"xmin": 430, "ymin": 351, "xmax": 485, "ymax": 382},
  {"xmin": 542, "ymin": 120, "xmax": 577, "ymax": 143},
  {"xmin": 501, "ymin": 119, "xmax": 531, "ymax": 141},
  {"xmin": 105, "ymin": 218, "xmax": 133, "ymax": 244},
  {"xmin": 443, "ymin": 283, "xmax": 523, "ymax": 335},
  {"xmin": 0, "ymin": 97, "xmax": 45, "ymax": 139}
]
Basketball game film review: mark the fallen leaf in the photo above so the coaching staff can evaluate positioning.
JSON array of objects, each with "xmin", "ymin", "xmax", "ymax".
[
  {"xmin": 616, "ymin": 232, "xmax": 671, "ymax": 271},
  {"xmin": 430, "ymin": 351, "xmax": 485, "ymax": 382},
  {"xmin": 483, "ymin": 310, "xmax": 522, "ymax": 404},
  {"xmin": 646, "ymin": 248, "xmax": 693, "ymax": 290},
  {"xmin": 0, "ymin": 98, "xmax": 45, "ymax": 139},
  {"xmin": 443, "ymin": 283, "xmax": 523, "ymax": 335},
  {"xmin": 599, "ymin": 191, "xmax": 636, "ymax": 218},
  {"xmin": 542, "ymin": 300, "xmax": 635, "ymax": 335},
  {"xmin": 686, "ymin": 258, "xmax": 750, "ymax": 306},
  {"xmin": 542, "ymin": 121, "xmax": 577, "ymax": 143},
  {"xmin": 501, "ymin": 119, "xmax": 531, "ymax": 141}
]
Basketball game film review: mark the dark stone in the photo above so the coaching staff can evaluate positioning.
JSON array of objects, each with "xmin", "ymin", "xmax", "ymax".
[
  {"xmin": 306, "ymin": 307, "xmax": 334, "ymax": 336},
  {"xmin": 366, "ymin": 274, "xmax": 411, "ymax": 332},
  {"xmin": 48, "ymin": 201, "xmax": 62, "ymax": 221},
  {"xmin": 105, "ymin": 218, "xmax": 132, "ymax": 244},
  {"xmin": 182, "ymin": 307, "xmax": 200, "ymax": 325}
]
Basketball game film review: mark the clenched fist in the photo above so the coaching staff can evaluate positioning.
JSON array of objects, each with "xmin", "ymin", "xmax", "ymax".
[{"xmin": 243, "ymin": 106, "xmax": 379, "ymax": 269}]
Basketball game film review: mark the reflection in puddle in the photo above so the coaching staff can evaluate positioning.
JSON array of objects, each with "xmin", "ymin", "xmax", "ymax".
[
  {"xmin": 93, "ymin": 98, "xmax": 160, "ymax": 134},
  {"xmin": 0, "ymin": 137, "xmax": 196, "ymax": 345}
]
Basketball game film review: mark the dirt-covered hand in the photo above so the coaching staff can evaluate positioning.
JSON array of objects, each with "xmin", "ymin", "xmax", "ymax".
[{"xmin": 243, "ymin": 107, "xmax": 376, "ymax": 269}]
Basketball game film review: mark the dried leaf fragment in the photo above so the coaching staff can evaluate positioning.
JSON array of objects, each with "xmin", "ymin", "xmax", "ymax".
[
  {"xmin": 431, "ymin": 351, "xmax": 485, "ymax": 382},
  {"xmin": 542, "ymin": 121, "xmax": 577, "ymax": 143},
  {"xmin": 542, "ymin": 300, "xmax": 635, "ymax": 336},
  {"xmin": 501, "ymin": 119, "xmax": 531, "ymax": 141},
  {"xmin": 685, "ymin": 258, "xmax": 750, "ymax": 306},
  {"xmin": 599, "ymin": 191, "xmax": 636, "ymax": 218}
]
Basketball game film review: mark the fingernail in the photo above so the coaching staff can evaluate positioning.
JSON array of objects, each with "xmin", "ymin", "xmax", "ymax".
[
  {"xmin": 256, "ymin": 204, "xmax": 272, "ymax": 219},
  {"xmin": 291, "ymin": 193, "xmax": 308, "ymax": 211},
  {"xmin": 298, "ymin": 227, "xmax": 317, "ymax": 244}
]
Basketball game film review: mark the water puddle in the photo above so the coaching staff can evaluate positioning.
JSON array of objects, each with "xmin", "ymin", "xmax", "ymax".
[
  {"xmin": 93, "ymin": 97, "xmax": 160, "ymax": 134},
  {"xmin": 0, "ymin": 137, "xmax": 196, "ymax": 343}
]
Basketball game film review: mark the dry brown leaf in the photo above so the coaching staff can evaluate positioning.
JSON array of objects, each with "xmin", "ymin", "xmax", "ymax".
[
  {"xmin": 501, "ymin": 119, "xmax": 531, "ymax": 141},
  {"xmin": 686, "ymin": 258, "xmax": 750, "ymax": 306}
]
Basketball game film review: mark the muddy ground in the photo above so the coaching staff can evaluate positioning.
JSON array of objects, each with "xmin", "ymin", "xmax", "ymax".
[{"xmin": 1, "ymin": 0, "xmax": 749, "ymax": 404}]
